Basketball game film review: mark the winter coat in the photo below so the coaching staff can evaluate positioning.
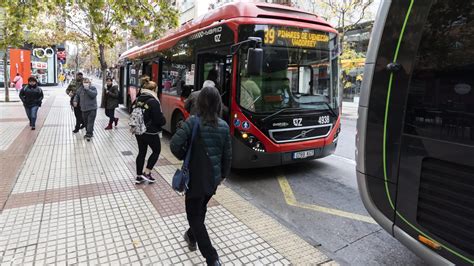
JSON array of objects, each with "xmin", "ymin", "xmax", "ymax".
[
  {"xmin": 170, "ymin": 116, "xmax": 232, "ymax": 196},
  {"xmin": 66, "ymin": 79, "xmax": 82, "ymax": 107},
  {"xmin": 73, "ymin": 85, "xmax": 98, "ymax": 112},
  {"xmin": 135, "ymin": 92, "xmax": 166, "ymax": 134},
  {"xmin": 13, "ymin": 76, "xmax": 23, "ymax": 90},
  {"xmin": 19, "ymin": 85, "xmax": 43, "ymax": 108},
  {"xmin": 104, "ymin": 85, "xmax": 119, "ymax": 109}
]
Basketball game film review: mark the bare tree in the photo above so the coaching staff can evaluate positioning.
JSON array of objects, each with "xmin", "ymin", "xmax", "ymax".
[{"xmin": 309, "ymin": 0, "xmax": 374, "ymax": 42}]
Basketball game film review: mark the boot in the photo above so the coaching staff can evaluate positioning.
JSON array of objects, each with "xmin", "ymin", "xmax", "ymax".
[
  {"xmin": 114, "ymin": 118, "xmax": 119, "ymax": 127},
  {"xmin": 105, "ymin": 122, "xmax": 113, "ymax": 130}
]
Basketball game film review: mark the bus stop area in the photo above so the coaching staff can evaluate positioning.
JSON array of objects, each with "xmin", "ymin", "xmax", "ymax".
[{"xmin": 0, "ymin": 84, "xmax": 332, "ymax": 265}]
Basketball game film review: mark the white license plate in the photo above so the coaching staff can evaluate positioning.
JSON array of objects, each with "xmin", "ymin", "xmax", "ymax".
[{"xmin": 292, "ymin": 150, "xmax": 315, "ymax": 160}]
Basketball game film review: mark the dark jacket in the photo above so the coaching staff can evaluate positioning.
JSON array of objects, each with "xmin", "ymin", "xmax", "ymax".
[
  {"xmin": 74, "ymin": 85, "xmax": 98, "ymax": 112},
  {"xmin": 20, "ymin": 85, "xmax": 43, "ymax": 107},
  {"xmin": 135, "ymin": 93, "xmax": 166, "ymax": 134},
  {"xmin": 66, "ymin": 79, "xmax": 82, "ymax": 107},
  {"xmin": 104, "ymin": 85, "xmax": 119, "ymax": 109},
  {"xmin": 170, "ymin": 116, "xmax": 232, "ymax": 196}
]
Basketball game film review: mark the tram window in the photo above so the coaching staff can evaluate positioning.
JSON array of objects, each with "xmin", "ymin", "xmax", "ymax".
[{"xmin": 404, "ymin": 1, "xmax": 474, "ymax": 145}]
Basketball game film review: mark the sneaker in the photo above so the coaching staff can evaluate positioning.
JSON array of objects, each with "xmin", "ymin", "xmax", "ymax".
[
  {"xmin": 72, "ymin": 128, "xmax": 79, "ymax": 133},
  {"xmin": 143, "ymin": 173, "xmax": 156, "ymax": 183},
  {"xmin": 85, "ymin": 136, "xmax": 91, "ymax": 142},
  {"xmin": 135, "ymin": 175, "xmax": 145, "ymax": 184},
  {"xmin": 183, "ymin": 232, "xmax": 197, "ymax": 251},
  {"xmin": 31, "ymin": 127, "xmax": 36, "ymax": 130}
]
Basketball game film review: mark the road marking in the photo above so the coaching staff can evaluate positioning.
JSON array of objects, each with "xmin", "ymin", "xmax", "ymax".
[
  {"xmin": 331, "ymin": 154, "xmax": 356, "ymax": 165},
  {"xmin": 277, "ymin": 175, "xmax": 377, "ymax": 224}
]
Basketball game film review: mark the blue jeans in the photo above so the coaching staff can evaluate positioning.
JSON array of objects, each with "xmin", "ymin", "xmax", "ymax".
[{"xmin": 24, "ymin": 105, "xmax": 39, "ymax": 127}]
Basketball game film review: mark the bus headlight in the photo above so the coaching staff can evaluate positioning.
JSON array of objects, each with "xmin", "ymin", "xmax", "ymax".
[{"xmin": 237, "ymin": 131, "xmax": 266, "ymax": 152}]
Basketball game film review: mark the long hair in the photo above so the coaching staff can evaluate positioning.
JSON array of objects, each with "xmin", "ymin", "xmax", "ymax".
[{"xmin": 197, "ymin": 86, "xmax": 222, "ymax": 127}]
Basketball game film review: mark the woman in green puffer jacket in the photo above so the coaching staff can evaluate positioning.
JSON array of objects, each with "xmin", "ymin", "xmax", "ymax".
[{"xmin": 170, "ymin": 86, "xmax": 231, "ymax": 266}]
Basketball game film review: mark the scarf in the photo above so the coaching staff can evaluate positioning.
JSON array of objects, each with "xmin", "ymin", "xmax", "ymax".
[{"xmin": 140, "ymin": 89, "xmax": 158, "ymax": 101}]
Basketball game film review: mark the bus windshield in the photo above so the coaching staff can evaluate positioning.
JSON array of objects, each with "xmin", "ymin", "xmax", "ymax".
[{"xmin": 238, "ymin": 25, "xmax": 339, "ymax": 114}]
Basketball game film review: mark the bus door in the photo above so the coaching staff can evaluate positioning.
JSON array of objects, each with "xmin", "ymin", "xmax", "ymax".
[
  {"xmin": 118, "ymin": 66, "xmax": 125, "ymax": 104},
  {"xmin": 196, "ymin": 49, "xmax": 232, "ymax": 122}
]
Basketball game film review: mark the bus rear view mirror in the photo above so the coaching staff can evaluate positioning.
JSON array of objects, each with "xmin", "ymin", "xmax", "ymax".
[{"xmin": 247, "ymin": 48, "xmax": 263, "ymax": 76}]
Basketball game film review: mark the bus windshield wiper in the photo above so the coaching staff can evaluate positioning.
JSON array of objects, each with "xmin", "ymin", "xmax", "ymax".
[
  {"xmin": 261, "ymin": 107, "xmax": 303, "ymax": 122},
  {"xmin": 319, "ymin": 102, "xmax": 338, "ymax": 117}
]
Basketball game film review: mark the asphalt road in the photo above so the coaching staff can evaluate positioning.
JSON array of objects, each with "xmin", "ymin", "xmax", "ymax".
[{"xmin": 225, "ymin": 117, "xmax": 426, "ymax": 265}]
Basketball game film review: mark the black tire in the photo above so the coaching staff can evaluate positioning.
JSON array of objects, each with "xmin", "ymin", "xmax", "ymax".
[{"xmin": 172, "ymin": 111, "xmax": 184, "ymax": 135}]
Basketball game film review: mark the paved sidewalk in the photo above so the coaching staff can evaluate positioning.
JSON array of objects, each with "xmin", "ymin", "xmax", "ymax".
[
  {"xmin": 341, "ymin": 101, "xmax": 358, "ymax": 121},
  {"xmin": 0, "ymin": 89, "xmax": 333, "ymax": 265}
]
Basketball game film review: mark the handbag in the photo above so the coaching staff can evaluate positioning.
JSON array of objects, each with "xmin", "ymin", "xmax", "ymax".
[{"xmin": 172, "ymin": 117, "xmax": 200, "ymax": 193}]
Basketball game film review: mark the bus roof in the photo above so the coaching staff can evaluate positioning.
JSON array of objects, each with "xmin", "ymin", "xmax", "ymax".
[{"xmin": 119, "ymin": 2, "xmax": 334, "ymax": 61}]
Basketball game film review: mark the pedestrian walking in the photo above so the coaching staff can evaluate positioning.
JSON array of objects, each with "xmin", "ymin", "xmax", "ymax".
[
  {"xmin": 73, "ymin": 78, "xmax": 98, "ymax": 141},
  {"xmin": 170, "ymin": 86, "xmax": 232, "ymax": 266},
  {"xmin": 12, "ymin": 73, "xmax": 23, "ymax": 92},
  {"xmin": 132, "ymin": 81, "xmax": 166, "ymax": 184},
  {"xmin": 103, "ymin": 77, "xmax": 119, "ymax": 130},
  {"xmin": 66, "ymin": 72, "xmax": 71, "ymax": 84},
  {"xmin": 58, "ymin": 72, "xmax": 66, "ymax": 87},
  {"xmin": 66, "ymin": 72, "xmax": 85, "ymax": 133},
  {"xmin": 19, "ymin": 77, "xmax": 43, "ymax": 130},
  {"xmin": 184, "ymin": 70, "xmax": 217, "ymax": 115}
]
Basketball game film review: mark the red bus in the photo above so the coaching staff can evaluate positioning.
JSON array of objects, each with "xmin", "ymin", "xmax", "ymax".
[{"xmin": 118, "ymin": 2, "xmax": 341, "ymax": 168}]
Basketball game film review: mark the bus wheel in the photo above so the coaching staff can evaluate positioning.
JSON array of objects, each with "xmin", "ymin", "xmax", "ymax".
[{"xmin": 172, "ymin": 111, "xmax": 184, "ymax": 135}]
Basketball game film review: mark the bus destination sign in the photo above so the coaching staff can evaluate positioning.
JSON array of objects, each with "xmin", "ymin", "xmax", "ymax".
[{"xmin": 264, "ymin": 26, "xmax": 329, "ymax": 48}]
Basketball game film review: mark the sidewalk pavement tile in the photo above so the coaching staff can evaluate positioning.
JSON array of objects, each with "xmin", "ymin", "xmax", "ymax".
[{"xmin": 0, "ymin": 89, "xmax": 334, "ymax": 264}]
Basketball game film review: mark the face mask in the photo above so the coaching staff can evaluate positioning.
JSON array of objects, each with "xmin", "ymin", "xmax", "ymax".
[{"xmin": 84, "ymin": 83, "xmax": 90, "ymax": 89}]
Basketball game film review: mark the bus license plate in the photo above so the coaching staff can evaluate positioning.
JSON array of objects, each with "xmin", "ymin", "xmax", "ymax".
[{"xmin": 293, "ymin": 150, "xmax": 315, "ymax": 160}]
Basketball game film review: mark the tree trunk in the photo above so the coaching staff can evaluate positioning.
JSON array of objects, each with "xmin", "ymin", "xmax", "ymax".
[
  {"xmin": 3, "ymin": 51, "xmax": 9, "ymax": 102},
  {"xmin": 98, "ymin": 44, "xmax": 107, "ymax": 108}
]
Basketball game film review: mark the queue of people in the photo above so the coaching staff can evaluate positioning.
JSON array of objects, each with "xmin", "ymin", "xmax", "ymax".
[{"xmin": 20, "ymin": 72, "xmax": 231, "ymax": 265}]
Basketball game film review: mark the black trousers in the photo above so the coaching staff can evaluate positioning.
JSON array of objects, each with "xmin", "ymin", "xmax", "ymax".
[
  {"xmin": 185, "ymin": 195, "xmax": 218, "ymax": 264},
  {"xmin": 73, "ymin": 107, "xmax": 83, "ymax": 130},
  {"xmin": 105, "ymin": 108, "xmax": 116, "ymax": 124},
  {"xmin": 82, "ymin": 109, "xmax": 97, "ymax": 136},
  {"xmin": 135, "ymin": 134, "xmax": 161, "ymax": 175}
]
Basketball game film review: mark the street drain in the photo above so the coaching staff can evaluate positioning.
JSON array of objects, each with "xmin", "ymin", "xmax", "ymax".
[{"xmin": 121, "ymin": 151, "xmax": 133, "ymax": 156}]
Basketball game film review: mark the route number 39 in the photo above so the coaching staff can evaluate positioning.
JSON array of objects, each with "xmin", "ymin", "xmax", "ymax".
[
  {"xmin": 318, "ymin": 115, "xmax": 330, "ymax": 124},
  {"xmin": 264, "ymin": 28, "xmax": 275, "ymax": 44}
]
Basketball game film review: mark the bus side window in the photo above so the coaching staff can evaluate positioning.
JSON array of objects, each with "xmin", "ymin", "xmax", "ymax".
[{"xmin": 404, "ymin": 1, "xmax": 474, "ymax": 145}]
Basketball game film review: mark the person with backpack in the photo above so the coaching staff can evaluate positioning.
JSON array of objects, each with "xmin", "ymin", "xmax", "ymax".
[
  {"xmin": 19, "ymin": 77, "xmax": 44, "ymax": 130},
  {"xmin": 170, "ymin": 86, "xmax": 232, "ymax": 266},
  {"xmin": 73, "ymin": 78, "xmax": 98, "ymax": 141},
  {"xmin": 130, "ymin": 81, "xmax": 166, "ymax": 184},
  {"xmin": 103, "ymin": 77, "xmax": 119, "ymax": 130}
]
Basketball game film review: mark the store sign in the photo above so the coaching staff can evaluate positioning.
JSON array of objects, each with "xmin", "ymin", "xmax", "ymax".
[
  {"xmin": 32, "ymin": 61, "xmax": 48, "ymax": 69},
  {"xmin": 32, "ymin": 48, "xmax": 54, "ymax": 58},
  {"xmin": 264, "ymin": 26, "xmax": 329, "ymax": 48}
]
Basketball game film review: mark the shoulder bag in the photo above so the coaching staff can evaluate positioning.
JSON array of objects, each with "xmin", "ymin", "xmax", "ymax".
[{"xmin": 172, "ymin": 117, "xmax": 200, "ymax": 193}]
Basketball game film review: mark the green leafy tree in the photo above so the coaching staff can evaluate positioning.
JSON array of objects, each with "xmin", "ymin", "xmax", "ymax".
[
  {"xmin": 56, "ymin": 0, "xmax": 178, "ymax": 106},
  {"xmin": 0, "ymin": 1, "xmax": 43, "ymax": 102}
]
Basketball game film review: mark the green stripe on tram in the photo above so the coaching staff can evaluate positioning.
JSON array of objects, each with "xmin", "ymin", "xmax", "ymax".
[{"xmin": 382, "ymin": 0, "xmax": 473, "ymax": 263}]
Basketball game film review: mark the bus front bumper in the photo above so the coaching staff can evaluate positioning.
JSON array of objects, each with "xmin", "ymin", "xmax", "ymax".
[{"xmin": 231, "ymin": 137, "xmax": 337, "ymax": 169}]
